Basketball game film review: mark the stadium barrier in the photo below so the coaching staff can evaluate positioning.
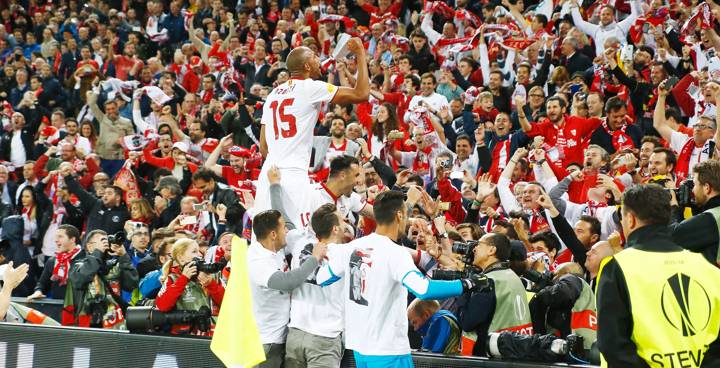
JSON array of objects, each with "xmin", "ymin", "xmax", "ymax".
[{"xmin": 0, "ymin": 317, "xmax": 598, "ymax": 368}]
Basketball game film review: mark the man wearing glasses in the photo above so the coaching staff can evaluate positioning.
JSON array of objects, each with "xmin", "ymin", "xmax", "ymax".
[{"xmin": 126, "ymin": 222, "xmax": 152, "ymax": 267}]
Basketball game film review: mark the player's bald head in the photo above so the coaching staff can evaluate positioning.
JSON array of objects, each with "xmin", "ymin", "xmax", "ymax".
[{"xmin": 286, "ymin": 46, "xmax": 314, "ymax": 75}]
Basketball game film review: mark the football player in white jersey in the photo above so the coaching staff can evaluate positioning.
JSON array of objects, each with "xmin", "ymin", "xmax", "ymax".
[
  {"xmin": 316, "ymin": 191, "xmax": 488, "ymax": 367},
  {"xmin": 253, "ymin": 38, "xmax": 370, "ymax": 229}
]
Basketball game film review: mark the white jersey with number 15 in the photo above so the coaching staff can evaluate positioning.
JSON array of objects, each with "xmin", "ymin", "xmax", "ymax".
[{"xmin": 261, "ymin": 78, "xmax": 338, "ymax": 170}]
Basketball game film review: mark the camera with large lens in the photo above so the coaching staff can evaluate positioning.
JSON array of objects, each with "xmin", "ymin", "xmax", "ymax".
[
  {"xmin": 86, "ymin": 295, "xmax": 108, "ymax": 328},
  {"xmin": 431, "ymin": 240, "xmax": 483, "ymax": 287},
  {"xmin": 452, "ymin": 240, "xmax": 478, "ymax": 264},
  {"xmin": 126, "ymin": 306, "xmax": 212, "ymax": 333},
  {"xmin": 107, "ymin": 231, "xmax": 126, "ymax": 246},
  {"xmin": 674, "ymin": 178, "xmax": 694, "ymax": 208},
  {"xmin": 192, "ymin": 257, "xmax": 227, "ymax": 274}
]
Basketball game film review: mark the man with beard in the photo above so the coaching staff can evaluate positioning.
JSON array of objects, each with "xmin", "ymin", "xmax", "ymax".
[
  {"xmin": 518, "ymin": 96, "xmax": 602, "ymax": 169},
  {"xmin": 168, "ymin": 119, "xmax": 218, "ymax": 162},
  {"xmin": 205, "ymin": 134, "xmax": 260, "ymax": 189},
  {"xmin": 310, "ymin": 117, "xmax": 360, "ymax": 178},
  {"xmin": 590, "ymin": 97, "xmax": 643, "ymax": 155},
  {"xmin": 471, "ymin": 107, "xmax": 530, "ymax": 181},
  {"xmin": 570, "ymin": 0, "xmax": 642, "ymax": 56},
  {"xmin": 633, "ymin": 136, "xmax": 663, "ymax": 181},
  {"xmin": 646, "ymin": 147, "xmax": 676, "ymax": 182}
]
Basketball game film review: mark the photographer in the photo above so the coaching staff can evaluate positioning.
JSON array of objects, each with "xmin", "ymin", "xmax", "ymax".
[
  {"xmin": 457, "ymin": 232, "xmax": 533, "ymax": 356},
  {"xmin": 670, "ymin": 160, "xmax": 720, "ymax": 263},
  {"xmin": 64, "ymin": 230, "xmax": 138, "ymax": 329},
  {"xmin": 155, "ymin": 238, "xmax": 225, "ymax": 336},
  {"xmin": 529, "ymin": 263, "xmax": 597, "ymax": 354}
]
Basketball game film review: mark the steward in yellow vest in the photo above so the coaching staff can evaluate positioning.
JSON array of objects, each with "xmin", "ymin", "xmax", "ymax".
[{"xmin": 597, "ymin": 184, "xmax": 720, "ymax": 367}]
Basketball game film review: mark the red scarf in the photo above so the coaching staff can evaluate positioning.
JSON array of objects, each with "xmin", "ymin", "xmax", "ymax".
[
  {"xmin": 52, "ymin": 246, "xmax": 81, "ymax": 286},
  {"xmin": 676, "ymin": 138, "xmax": 707, "ymax": 181},
  {"xmin": 586, "ymin": 200, "xmax": 608, "ymax": 217},
  {"xmin": 530, "ymin": 209, "xmax": 549, "ymax": 233},
  {"xmin": 602, "ymin": 120, "xmax": 634, "ymax": 152}
]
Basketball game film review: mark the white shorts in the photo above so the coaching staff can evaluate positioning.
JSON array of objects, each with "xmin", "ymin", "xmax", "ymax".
[{"xmin": 253, "ymin": 166, "xmax": 313, "ymax": 231}]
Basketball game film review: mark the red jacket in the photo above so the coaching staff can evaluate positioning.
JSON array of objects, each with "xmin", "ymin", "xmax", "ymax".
[
  {"xmin": 155, "ymin": 270, "xmax": 225, "ymax": 336},
  {"xmin": 142, "ymin": 148, "xmax": 198, "ymax": 173},
  {"xmin": 35, "ymin": 154, "xmax": 100, "ymax": 189},
  {"xmin": 525, "ymin": 115, "xmax": 602, "ymax": 168}
]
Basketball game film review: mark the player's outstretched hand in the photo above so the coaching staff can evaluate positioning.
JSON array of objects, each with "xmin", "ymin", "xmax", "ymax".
[
  {"xmin": 347, "ymin": 37, "xmax": 365, "ymax": 56},
  {"xmin": 268, "ymin": 165, "xmax": 281, "ymax": 185}
]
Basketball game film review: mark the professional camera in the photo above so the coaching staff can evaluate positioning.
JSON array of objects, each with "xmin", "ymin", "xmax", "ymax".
[
  {"xmin": 674, "ymin": 179, "xmax": 694, "ymax": 208},
  {"xmin": 191, "ymin": 257, "xmax": 227, "ymax": 274},
  {"xmin": 86, "ymin": 295, "xmax": 108, "ymax": 328},
  {"xmin": 523, "ymin": 268, "xmax": 553, "ymax": 291},
  {"xmin": 126, "ymin": 306, "xmax": 212, "ymax": 333},
  {"xmin": 431, "ymin": 240, "xmax": 482, "ymax": 282},
  {"xmin": 108, "ymin": 231, "xmax": 126, "ymax": 245}
]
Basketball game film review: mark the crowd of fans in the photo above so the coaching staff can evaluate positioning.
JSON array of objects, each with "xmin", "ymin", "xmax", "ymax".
[{"xmin": 1, "ymin": 0, "xmax": 720, "ymax": 366}]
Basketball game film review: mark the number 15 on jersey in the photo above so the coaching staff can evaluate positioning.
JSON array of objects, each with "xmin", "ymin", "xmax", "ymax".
[{"xmin": 270, "ymin": 98, "xmax": 297, "ymax": 139}]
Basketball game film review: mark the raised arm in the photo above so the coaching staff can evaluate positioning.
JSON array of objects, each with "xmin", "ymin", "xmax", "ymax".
[
  {"xmin": 331, "ymin": 38, "xmax": 370, "ymax": 104},
  {"xmin": 204, "ymin": 134, "xmax": 232, "ymax": 176},
  {"xmin": 570, "ymin": 0, "xmax": 599, "ymax": 38},
  {"xmin": 653, "ymin": 81, "xmax": 674, "ymax": 142}
]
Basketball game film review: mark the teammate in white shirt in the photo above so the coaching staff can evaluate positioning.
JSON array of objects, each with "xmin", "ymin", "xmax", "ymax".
[
  {"xmin": 253, "ymin": 38, "xmax": 370, "ymax": 227},
  {"xmin": 246, "ymin": 210, "xmax": 328, "ymax": 368},
  {"xmin": 316, "ymin": 190, "xmax": 488, "ymax": 367},
  {"xmin": 269, "ymin": 156, "xmax": 374, "ymax": 231},
  {"xmin": 284, "ymin": 203, "xmax": 348, "ymax": 368}
]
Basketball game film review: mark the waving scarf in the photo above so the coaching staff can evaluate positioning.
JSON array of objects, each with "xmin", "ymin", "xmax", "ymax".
[{"xmin": 52, "ymin": 246, "xmax": 81, "ymax": 286}]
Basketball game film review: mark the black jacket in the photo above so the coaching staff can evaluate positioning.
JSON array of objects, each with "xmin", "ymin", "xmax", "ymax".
[
  {"xmin": 64, "ymin": 175, "xmax": 129, "ymax": 235},
  {"xmin": 590, "ymin": 122, "xmax": 644, "ymax": 155},
  {"xmin": 407, "ymin": 44, "xmax": 436, "ymax": 75},
  {"xmin": 596, "ymin": 224, "xmax": 720, "ymax": 367},
  {"xmin": 457, "ymin": 263, "xmax": 507, "ymax": 357},
  {"xmin": 67, "ymin": 249, "xmax": 138, "ymax": 324},
  {"xmin": 670, "ymin": 195, "xmax": 720, "ymax": 263},
  {"xmin": 561, "ymin": 52, "xmax": 592, "ymax": 77},
  {"xmin": 0, "ymin": 130, "xmax": 36, "ymax": 164},
  {"xmin": 529, "ymin": 274, "xmax": 585, "ymax": 338},
  {"xmin": 35, "ymin": 249, "xmax": 86, "ymax": 299},
  {"xmin": 1, "ymin": 215, "xmax": 36, "ymax": 296},
  {"xmin": 234, "ymin": 59, "xmax": 272, "ymax": 92}
]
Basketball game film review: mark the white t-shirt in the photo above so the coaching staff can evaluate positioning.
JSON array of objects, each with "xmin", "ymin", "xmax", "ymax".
[
  {"xmin": 297, "ymin": 183, "xmax": 367, "ymax": 230},
  {"xmin": 261, "ymin": 78, "xmax": 338, "ymax": 170},
  {"xmin": 319, "ymin": 233, "xmax": 418, "ymax": 356},
  {"xmin": 10, "ymin": 131, "xmax": 26, "ymax": 167},
  {"xmin": 287, "ymin": 231, "xmax": 344, "ymax": 338},
  {"xmin": 407, "ymin": 93, "xmax": 451, "ymax": 122},
  {"xmin": 246, "ymin": 241, "xmax": 293, "ymax": 344},
  {"xmin": 669, "ymin": 130, "xmax": 714, "ymax": 178}
]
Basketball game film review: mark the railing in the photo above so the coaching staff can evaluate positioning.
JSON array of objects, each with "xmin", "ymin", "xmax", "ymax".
[{"xmin": 3, "ymin": 299, "xmax": 598, "ymax": 368}]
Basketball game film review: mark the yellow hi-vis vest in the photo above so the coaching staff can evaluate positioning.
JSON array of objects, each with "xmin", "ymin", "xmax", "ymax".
[{"xmin": 601, "ymin": 247, "xmax": 720, "ymax": 367}]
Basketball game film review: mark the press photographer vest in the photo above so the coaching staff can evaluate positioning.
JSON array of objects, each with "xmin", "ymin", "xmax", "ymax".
[
  {"xmin": 548, "ymin": 276, "xmax": 597, "ymax": 350},
  {"xmin": 601, "ymin": 248, "xmax": 720, "ymax": 367},
  {"xmin": 703, "ymin": 207, "xmax": 720, "ymax": 265},
  {"xmin": 460, "ymin": 267, "xmax": 533, "ymax": 356}
]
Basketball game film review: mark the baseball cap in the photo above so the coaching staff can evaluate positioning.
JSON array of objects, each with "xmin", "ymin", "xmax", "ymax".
[
  {"xmin": 190, "ymin": 56, "xmax": 203, "ymax": 69},
  {"xmin": 172, "ymin": 141, "xmax": 189, "ymax": 154},
  {"xmin": 229, "ymin": 145, "xmax": 252, "ymax": 158}
]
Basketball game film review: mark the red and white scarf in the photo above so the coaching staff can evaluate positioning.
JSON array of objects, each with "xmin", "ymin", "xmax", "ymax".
[
  {"xmin": 529, "ymin": 209, "xmax": 549, "ymax": 233},
  {"xmin": 676, "ymin": 138, "xmax": 712, "ymax": 181},
  {"xmin": 602, "ymin": 120, "xmax": 634, "ymax": 152},
  {"xmin": 586, "ymin": 200, "xmax": 608, "ymax": 217},
  {"xmin": 52, "ymin": 246, "xmax": 81, "ymax": 286}
]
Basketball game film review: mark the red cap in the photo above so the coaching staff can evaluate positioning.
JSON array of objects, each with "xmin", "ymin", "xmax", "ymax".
[
  {"xmin": 190, "ymin": 56, "xmax": 203, "ymax": 69},
  {"xmin": 229, "ymin": 145, "xmax": 252, "ymax": 158}
]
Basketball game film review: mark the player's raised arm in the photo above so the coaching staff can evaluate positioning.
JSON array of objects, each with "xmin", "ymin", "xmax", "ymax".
[{"xmin": 331, "ymin": 38, "xmax": 370, "ymax": 105}]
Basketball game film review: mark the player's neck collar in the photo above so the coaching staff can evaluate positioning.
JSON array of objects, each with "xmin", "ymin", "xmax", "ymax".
[{"xmin": 290, "ymin": 76, "xmax": 307, "ymax": 81}]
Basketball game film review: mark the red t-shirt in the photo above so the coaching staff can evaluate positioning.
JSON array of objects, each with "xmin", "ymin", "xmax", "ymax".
[
  {"xmin": 113, "ymin": 55, "xmax": 143, "ymax": 81},
  {"xmin": 221, "ymin": 165, "xmax": 259, "ymax": 188}
]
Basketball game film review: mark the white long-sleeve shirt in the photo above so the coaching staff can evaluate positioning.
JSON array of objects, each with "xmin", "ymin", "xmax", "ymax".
[{"xmin": 571, "ymin": 0, "xmax": 641, "ymax": 56}]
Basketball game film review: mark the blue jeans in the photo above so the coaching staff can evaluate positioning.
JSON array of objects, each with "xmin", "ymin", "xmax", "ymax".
[{"xmin": 353, "ymin": 351, "xmax": 413, "ymax": 368}]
